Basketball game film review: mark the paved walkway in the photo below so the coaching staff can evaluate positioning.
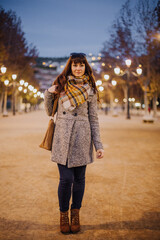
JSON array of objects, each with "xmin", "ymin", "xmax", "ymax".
[{"xmin": 0, "ymin": 110, "xmax": 160, "ymax": 240}]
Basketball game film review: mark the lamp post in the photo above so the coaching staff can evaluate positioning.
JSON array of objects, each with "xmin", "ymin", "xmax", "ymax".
[
  {"xmin": 114, "ymin": 59, "xmax": 142, "ymax": 119},
  {"xmin": 3, "ymin": 80, "xmax": 9, "ymax": 117},
  {"xmin": 125, "ymin": 60, "xmax": 131, "ymax": 119},
  {"xmin": 12, "ymin": 74, "xmax": 17, "ymax": 115},
  {"xmin": 0, "ymin": 66, "xmax": 7, "ymax": 114}
]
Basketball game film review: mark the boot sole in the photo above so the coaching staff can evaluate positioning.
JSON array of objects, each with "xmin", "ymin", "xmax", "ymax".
[
  {"xmin": 60, "ymin": 231, "xmax": 71, "ymax": 235},
  {"xmin": 70, "ymin": 228, "xmax": 80, "ymax": 234}
]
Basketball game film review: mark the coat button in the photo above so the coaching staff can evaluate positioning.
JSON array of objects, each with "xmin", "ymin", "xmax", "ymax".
[
  {"xmin": 63, "ymin": 111, "xmax": 66, "ymax": 114},
  {"xmin": 74, "ymin": 113, "xmax": 77, "ymax": 116}
]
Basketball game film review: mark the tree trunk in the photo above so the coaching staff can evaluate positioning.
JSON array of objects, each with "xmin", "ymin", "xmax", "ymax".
[
  {"xmin": 144, "ymin": 82, "xmax": 148, "ymax": 116},
  {"xmin": 122, "ymin": 85, "xmax": 127, "ymax": 115},
  {"xmin": 144, "ymin": 59, "xmax": 150, "ymax": 116},
  {"xmin": 108, "ymin": 88, "xmax": 114, "ymax": 115},
  {"xmin": 153, "ymin": 92, "xmax": 157, "ymax": 118},
  {"xmin": 17, "ymin": 95, "xmax": 23, "ymax": 113},
  {"xmin": 2, "ymin": 87, "xmax": 8, "ymax": 116},
  {"xmin": 0, "ymin": 92, "xmax": 4, "ymax": 114}
]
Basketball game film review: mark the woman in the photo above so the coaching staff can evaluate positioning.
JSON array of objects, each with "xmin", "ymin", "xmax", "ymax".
[{"xmin": 44, "ymin": 52, "xmax": 104, "ymax": 234}]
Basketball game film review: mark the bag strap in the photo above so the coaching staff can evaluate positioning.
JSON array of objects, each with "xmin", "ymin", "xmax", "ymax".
[{"xmin": 51, "ymin": 95, "xmax": 59, "ymax": 117}]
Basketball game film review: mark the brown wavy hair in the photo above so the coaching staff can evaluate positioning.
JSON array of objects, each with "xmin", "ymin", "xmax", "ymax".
[{"xmin": 53, "ymin": 55, "xmax": 99, "ymax": 100}]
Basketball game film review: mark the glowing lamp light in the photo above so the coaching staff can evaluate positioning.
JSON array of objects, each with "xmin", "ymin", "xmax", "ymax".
[
  {"xmin": 96, "ymin": 80, "xmax": 102, "ymax": 86},
  {"xmin": 20, "ymin": 80, "xmax": 25, "ymax": 85},
  {"xmin": 4, "ymin": 80, "xmax": 9, "ymax": 86},
  {"xmin": 123, "ymin": 98, "xmax": 127, "ymax": 103},
  {"xmin": 111, "ymin": 80, "xmax": 117, "ymax": 86},
  {"xmin": 24, "ymin": 89, "xmax": 27, "ymax": 93},
  {"xmin": 136, "ymin": 67, "xmax": 142, "ymax": 75},
  {"xmin": 101, "ymin": 63, "xmax": 105, "ymax": 66},
  {"xmin": 28, "ymin": 85, "xmax": 34, "ymax": 91},
  {"xmin": 99, "ymin": 86, "xmax": 104, "ymax": 92},
  {"xmin": 91, "ymin": 63, "xmax": 95, "ymax": 66},
  {"xmin": 18, "ymin": 86, "xmax": 23, "ymax": 91},
  {"xmin": 114, "ymin": 67, "xmax": 120, "ymax": 75},
  {"xmin": 37, "ymin": 91, "xmax": 41, "ymax": 96},
  {"xmin": 33, "ymin": 89, "xmax": 37, "ymax": 93},
  {"xmin": 34, "ymin": 94, "xmax": 37, "ymax": 98},
  {"xmin": 125, "ymin": 59, "xmax": 132, "ymax": 67},
  {"xmin": 40, "ymin": 93, "xmax": 44, "ymax": 99},
  {"xmin": 12, "ymin": 74, "xmax": 17, "ymax": 80},
  {"xmin": 114, "ymin": 98, "xmax": 119, "ymax": 103},
  {"xmin": 135, "ymin": 103, "xmax": 141, "ymax": 107},
  {"xmin": 24, "ymin": 82, "xmax": 28, "ymax": 87},
  {"xmin": 1, "ymin": 66, "xmax": 7, "ymax": 74},
  {"xmin": 104, "ymin": 74, "xmax": 110, "ymax": 80}
]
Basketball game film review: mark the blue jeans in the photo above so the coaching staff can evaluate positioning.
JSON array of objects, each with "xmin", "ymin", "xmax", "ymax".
[{"xmin": 57, "ymin": 163, "xmax": 86, "ymax": 212}]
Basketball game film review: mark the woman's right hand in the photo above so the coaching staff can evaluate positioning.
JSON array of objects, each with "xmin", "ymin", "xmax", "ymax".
[{"xmin": 48, "ymin": 85, "xmax": 58, "ymax": 94}]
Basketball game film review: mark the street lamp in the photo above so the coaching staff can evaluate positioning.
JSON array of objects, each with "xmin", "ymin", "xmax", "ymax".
[
  {"xmin": 1, "ymin": 66, "xmax": 7, "ymax": 74},
  {"xmin": 136, "ymin": 67, "xmax": 142, "ymax": 75},
  {"xmin": 12, "ymin": 74, "xmax": 17, "ymax": 115},
  {"xmin": 0, "ymin": 65, "xmax": 7, "ymax": 115},
  {"xmin": 111, "ymin": 80, "xmax": 117, "ymax": 86},
  {"xmin": 104, "ymin": 74, "xmax": 110, "ymax": 80},
  {"xmin": 18, "ymin": 86, "xmax": 23, "ymax": 91},
  {"xmin": 96, "ymin": 80, "xmax": 102, "ymax": 86},
  {"xmin": 114, "ymin": 67, "xmax": 120, "ymax": 75},
  {"xmin": 99, "ymin": 86, "xmax": 104, "ymax": 92},
  {"xmin": 24, "ymin": 82, "xmax": 28, "ymax": 87},
  {"xmin": 19, "ymin": 79, "xmax": 25, "ymax": 85},
  {"xmin": 3, "ymin": 80, "xmax": 9, "ymax": 117},
  {"xmin": 12, "ymin": 74, "xmax": 17, "ymax": 80},
  {"xmin": 125, "ymin": 59, "xmax": 132, "ymax": 67},
  {"xmin": 40, "ymin": 93, "xmax": 44, "ymax": 99},
  {"xmin": 114, "ymin": 60, "xmax": 142, "ymax": 119}
]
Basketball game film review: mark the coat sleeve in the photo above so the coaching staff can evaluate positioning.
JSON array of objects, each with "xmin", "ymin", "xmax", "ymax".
[
  {"xmin": 88, "ymin": 93, "xmax": 103, "ymax": 151},
  {"xmin": 44, "ymin": 89, "xmax": 55, "ymax": 116}
]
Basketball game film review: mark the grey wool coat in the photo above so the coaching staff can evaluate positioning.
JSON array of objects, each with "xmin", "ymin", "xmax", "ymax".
[{"xmin": 44, "ymin": 89, "xmax": 103, "ymax": 168}]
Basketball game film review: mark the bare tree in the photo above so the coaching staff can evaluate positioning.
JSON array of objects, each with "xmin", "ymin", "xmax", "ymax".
[
  {"xmin": 133, "ymin": 0, "xmax": 160, "ymax": 116},
  {"xmin": 0, "ymin": 6, "xmax": 39, "ymax": 114},
  {"xmin": 101, "ymin": 0, "xmax": 160, "ymax": 117}
]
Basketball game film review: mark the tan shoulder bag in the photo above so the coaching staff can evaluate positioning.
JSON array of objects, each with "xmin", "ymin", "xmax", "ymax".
[{"xmin": 39, "ymin": 95, "xmax": 59, "ymax": 151}]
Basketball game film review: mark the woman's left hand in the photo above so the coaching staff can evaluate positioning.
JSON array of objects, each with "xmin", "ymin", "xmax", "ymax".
[{"xmin": 96, "ymin": 149, "xmax": 104, "ymax": 159}]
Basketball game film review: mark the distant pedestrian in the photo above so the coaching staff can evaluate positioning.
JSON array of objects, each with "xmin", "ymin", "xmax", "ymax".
[
  {"xmin": 44, "ymin": 53, "xmax": 104, "ymax": 234},
  {"xmin": 105, "ymin": 106, "xmax": 108, "ymax": 115},
  {"xmin": 148, "ymin": 105, "xmax": 151, "ymax": 114}
]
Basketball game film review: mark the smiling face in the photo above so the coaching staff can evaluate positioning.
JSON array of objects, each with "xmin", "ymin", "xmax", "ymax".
[{"xmin": 71, "ymin": 61, "xmax": 85, "ymax": 77}]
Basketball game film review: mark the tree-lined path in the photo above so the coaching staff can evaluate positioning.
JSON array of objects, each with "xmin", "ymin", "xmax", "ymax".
[{"xmin": 0, "ymin": 110, "xmax": 160, "ymax": 240}]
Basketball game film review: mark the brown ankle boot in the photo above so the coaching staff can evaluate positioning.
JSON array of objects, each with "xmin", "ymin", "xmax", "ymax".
[
  {"xmin": 60, "ymin": 211, "xmax": 70, "ymax": 234},
  {"xmin": 70, "ymin": 209, "xmax": 80, "ymax": 233}
]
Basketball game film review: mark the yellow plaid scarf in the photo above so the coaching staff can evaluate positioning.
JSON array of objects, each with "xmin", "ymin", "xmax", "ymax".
[{"xmin": 60, "ymin": 74, "xmax": 91, "ymax": 111}]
